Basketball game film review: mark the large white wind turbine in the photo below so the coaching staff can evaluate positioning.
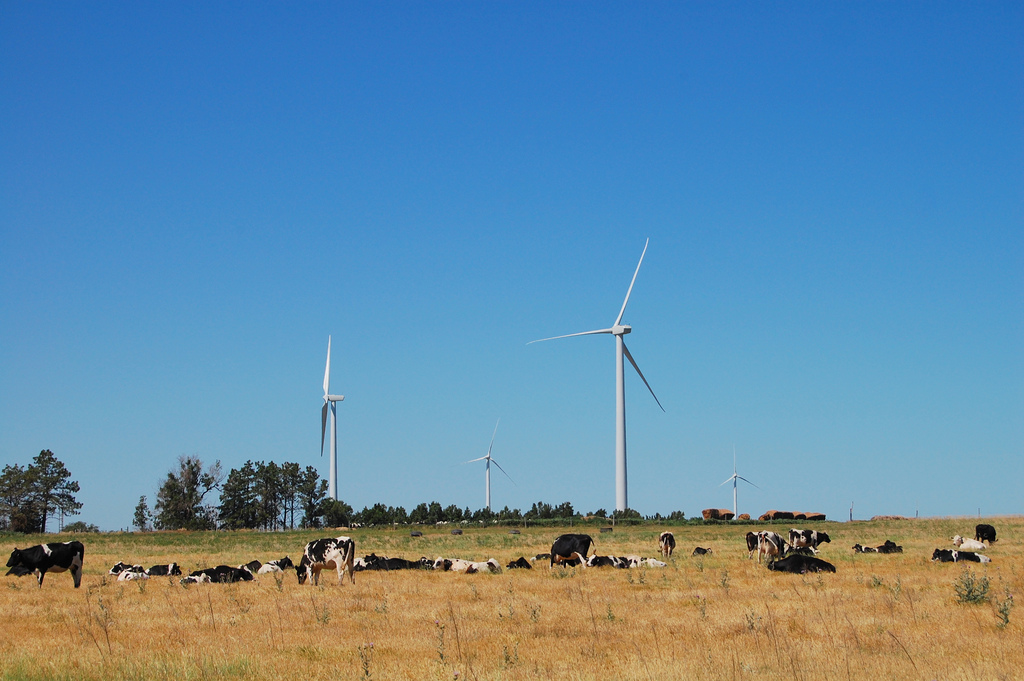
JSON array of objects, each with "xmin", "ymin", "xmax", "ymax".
[
  {"xmin": 321, "ymin": 336, "xmax": 345, "ymax": 501},
  {"xmin": 529, "ymin": 239, "xmax": 664, "ymax": 512},
  {"xmin": 463, "ymin": 419, "xmax": 515, "ymax": 510},
  {"xmin": 719, "ymin": 446, "xmax": 759, "ymax": 518}
]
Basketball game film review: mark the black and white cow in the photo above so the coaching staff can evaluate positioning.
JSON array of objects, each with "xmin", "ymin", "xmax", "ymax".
[
  {"xmin": 585, "ymin": 555, "xmax": 627, "ymax": 568},
  {"xmin": 756, "ymin": 531, "xmax": 788, "ymax": 564},
  {"xmin": 550, "ymin": 534, "xmax": 594, "ymax": 568},
  {"xmin": 190, "ymin": 565, "xmax": 254, "ymax": 583},
  {"xmin": 931, "ymin": 548, "xmax": 990, "ymax": 564},
  {"xmin": 6, "ymin": 541, "xmax": 84, "ymax": 588},
  {"xmin": 745, "ymin": 532, "xmax": 758, "ymax": 559},
  {"xmin": 147, "ymin": 563, "xmax": 182, "ymax": 576},
  {"xmin": 659, "ymin": 531, "xmax": 676, "ymax": 557},
  {"xmin": 975, "ymin": 524, "xmax": 997, "ymax": 544},
  {"xmin": 108, "ymin": 561, "xmax": 138, "ymax": 575},
  {"xmin": 297, "ymin": 536, "xmax": 356, "ymax": 585},
  {"xmin": 768, "ymin": 554, "xmax": 836, "ymax": 574},
  {"xmin": 238, "ymin": 560, "xmax": 262, "ymax": 574},
  {"xmin": 691, "ymin": 547, "xmax": 712, "ymax": 556},
  {"xmin": 788, "ymin": 529, "xmax": 831, "ymax": 553},
  {"xmin": 180, "ymin": 574, "xmax": 212, "ymax": 585},
  {"xmin": 257, "ymin": 557, "xmax": 295, "ymax": 575},
  {"xmin": 853, "ymin": 540, "xmax": 903, "ymax": 554}
]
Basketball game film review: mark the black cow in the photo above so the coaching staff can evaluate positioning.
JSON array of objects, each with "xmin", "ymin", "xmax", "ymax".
[
  {"xmin": 506, "ymin": 557, "xmax": 532, "ymax": 570},
  {"xmin": 147, "ymin": 563, "xmax": 182, "ymax": 576},
  {"xmin": 190, "ymin": 565, "xmax": 254, "ymax": 583},
  {"xmin": 691, "ymin": 547, "xmax": 713, "ymax": 556},
  {"xmin": 975, "ymin": 524, "xmax": 997, "ymax": 544},
  {"xmin": 659, "ymin": 531, "xmax": 676, "ymax": 557},
  {"xmin": 297, "ymin": 536, "xmax": 356, "ymax": 585},
  {"xmin": 550, "ymin": 534, "xmax": 594, "ymax": 568},
  {"xmin": 6, "ymin": 541, "xmax": 84, "ymax": 588},
  {"xmin": 768, "ymin": 554, "xmax": 836, "ymax": 574},
  {"xmin": 358, "ymin": 554, "xmax": 431, "ymax": 571},
  {"xmin": 931, "ymin": 548, "xmax": 990, "ymax": 563},
  {"xmin": 6, "ymin": 566, "xmax": 34, "ymax": 578}
]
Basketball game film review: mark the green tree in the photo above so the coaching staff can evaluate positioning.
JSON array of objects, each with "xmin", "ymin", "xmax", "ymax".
[
  {"xmin": 322, "ymin": 499, "xmax": 354, "ymax": 527},
  {"xmin": 133, "ymin": 495, "xmax": 152, "ymax": 532},
  {"xmin": 28, "ymin": 450, "xmax": 82, "ymax": 533},
  {"xmin": 0, "ymin": 464, "xmax": 33, "ymax": 532},
  {"xmin": 63, "ymin": 521, "xmax": 99, "ymax": 533},
  {"xmin": 217, "ymin": 461, "xmax": 259, "ymax": 530},
  {"xmin": 154, "ymin": 455, "xmax": 222, "ymax": 530}
]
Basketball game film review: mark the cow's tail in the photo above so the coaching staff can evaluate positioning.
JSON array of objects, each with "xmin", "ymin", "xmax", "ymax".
[{"xmin": 345, "ymin": 539, "xmax": 356, "ymax": 584}]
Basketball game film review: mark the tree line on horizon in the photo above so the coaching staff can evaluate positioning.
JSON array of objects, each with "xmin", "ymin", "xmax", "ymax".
[{"xmin": 1, "ymin": 450, "xmax": 687, "ymax": 534}]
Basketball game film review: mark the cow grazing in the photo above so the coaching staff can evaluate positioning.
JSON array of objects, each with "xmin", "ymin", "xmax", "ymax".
[
  {"xmin": 768, "ymin": 554, "xmax": 836, "ymax": 574},
  {"xmin": 975, "ymin": 524, "xmax": 997, "ymax": 544},
  {"xmin": 6, "ymin": 541, "xmax": 84, "ymax": 588},
  {"xmin": 659, "ymin": 531, "xmax": 676, "ymax": 557},
  {"xmin": 691, "ymin": 547, "xmax": 712, "ymax": 556},
  {"xmin": 788, "ymin": 529, "xmax": 831, "ymax": 553},
  {"xmin": 550, "ymin": 534, "xmax": 594, "ymax": 568},
  {"xmin": 147, "ymin": 563, "xmax": 182, "ymax": 576},
  {"xmin": 745, "ymin": 532, "xmax": 758, "ymax": 559},
  {"xmin": 931, "ymin": 549, "xmax": 990, "ymax": 564},
  {"xmin": 756, "ymin": 531, "xmax": 788, "ymax": 564},
  {"xmin": 506, "ymin": 557, "xmax": 532, "ymax": 570},
  {"xmin": 297, "ymin": 536, "xmax": 356, "ymax": 585},
  {"xmin": 953, "ymin": 535, "xmax": 987, "ymax": 551}
]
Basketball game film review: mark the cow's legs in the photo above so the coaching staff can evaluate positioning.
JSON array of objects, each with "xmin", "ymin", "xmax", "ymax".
[
  {"xmin": 36, "ymin": 569, "xmax": 46, "ymax": 588},
  {"xmin": 71, "ymin": 553, "xmax": 83, "ymax": 588}
]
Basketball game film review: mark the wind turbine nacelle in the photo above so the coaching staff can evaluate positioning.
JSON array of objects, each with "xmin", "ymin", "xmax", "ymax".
[
  {"xmin": 326, "ymin": 395, "xmax": 345, "ymax": 402},
  {"xmin": 612, "ymin": 324, "xmax": 631, "ymax": 336}
]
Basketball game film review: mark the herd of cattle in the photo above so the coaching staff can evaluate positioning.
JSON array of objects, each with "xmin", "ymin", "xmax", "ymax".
[{"xmin": 5, "ymin": 523, "xmax": 1001, "ymax": 588}]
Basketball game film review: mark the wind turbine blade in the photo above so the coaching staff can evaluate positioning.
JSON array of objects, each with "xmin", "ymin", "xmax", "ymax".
[
  {"xmin": 614, "ymin": 238, "xmax": 649, "ymax": 326},
  {"xmin": 490, "ymin": 459, "xmax": 516, "ymax": 485},
  {"xmin": 737, "ymin": 476, "xmax": 760, "ymax": 489},
  {"xmin": 323, "ymin": 336, "xmax": 331, "ymax": 396},
  {"xmin": 320, "ymin": 402, "xmax": 328, "ymax": 456},
  {"xmin": 528, "ymin": 328, "xmax": 614, "ymax": 344},
  {"xmin": 622, "ymin": 342, "xmax": 665, "ymax": 411},
  {"xmin": 720, "ymin": 475, "xmax": 736, "ymax": 487},
  {"xmin": 463, "ymin": 456, "xmax": 489, "ymax": 464},
  {"xmin": 487, "ymin": 418, "xmax": 500, "ymax": 457}
]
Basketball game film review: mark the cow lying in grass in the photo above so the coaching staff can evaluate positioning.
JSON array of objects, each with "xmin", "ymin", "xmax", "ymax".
[
  {"xmin": 931, "ymin": 549, "xmax": 990, "ymax": 564},
  {"xmin": 852, "ymin": 540, "xmax": 903, "ymax": 554},
  {"xmin": 768, "ymin": 554, "xmax": 836, "ymax": 574},
  {"xmin": 952, "ymin": 535, "xmax": 986, "ymax": 551}
]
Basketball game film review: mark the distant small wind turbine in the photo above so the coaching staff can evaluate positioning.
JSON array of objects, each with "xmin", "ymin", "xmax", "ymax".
[
  {"xmin": 720, "ymin": 446, "xmax": 759, "ymax": 518},
  {"xmin": 529, "ymin": 238, "xmax": 664, "ymax": 512},
  {"xmin": 321, "ymin": 336, "xmax": 345, "ymax": 501},
  {"xmin": 463, "ymin": 419, "xmax": 514, "ymax": 510}
]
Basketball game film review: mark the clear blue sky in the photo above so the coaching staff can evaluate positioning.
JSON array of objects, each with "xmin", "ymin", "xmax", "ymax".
[{"xmin": 2, "ymin": 3, "xmax": 1021, "ymax": 531}]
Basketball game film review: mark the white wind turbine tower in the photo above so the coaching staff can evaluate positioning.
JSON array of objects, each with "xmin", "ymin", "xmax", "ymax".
[
  {"xmin": 463, "ymin": 419, "xmax": 515, "ymax": 510},
  {"xmin": 720, "ymin": 446, "xmax": 759, "ymax": 518},
  {"xmin": 320, "ymin": 336, "xmax": 345, "ymax": 501},
  {"xmin": 530, "ymin": 238, "xmax": 664, "ymax": 512}
]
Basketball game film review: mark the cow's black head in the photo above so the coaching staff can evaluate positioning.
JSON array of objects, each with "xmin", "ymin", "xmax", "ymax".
[
  {"xmin": 817, "ymin": 532, "xmax": 831, "ymax": 544},
  {"xmin": 6, "ymin": 548, "xmax": 21, "ymax": 568},
  {"xmin": 296, "ymin": 555, "xmax": 311, "ymax": 584}
]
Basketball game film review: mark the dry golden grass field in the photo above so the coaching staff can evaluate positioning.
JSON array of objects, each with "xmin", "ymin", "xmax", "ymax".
[{"xmin": 3, "ymin": 517, "xmax": 1022, "ymax": 680}]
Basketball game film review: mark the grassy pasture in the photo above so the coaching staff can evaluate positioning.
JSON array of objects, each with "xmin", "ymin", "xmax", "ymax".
[{"xmin": 3, "ymin": 517, "xmax": 1022, "ymax": 680}]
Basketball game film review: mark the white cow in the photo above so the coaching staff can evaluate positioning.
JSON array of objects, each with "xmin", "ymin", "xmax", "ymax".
[{"xmin": 953, "ymin": 535, "xmax": 987, "ymax": 551}]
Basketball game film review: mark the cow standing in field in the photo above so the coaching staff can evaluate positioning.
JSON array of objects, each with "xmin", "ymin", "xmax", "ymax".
[
  {"xmin": 6, "ymin": 541, "xmax": 84, "ymax": 588},
  {"xmin": 550, "ymin": 534, "xmax": 594, "ymax": 568},
  {"xmin": 975, "ymin": 524, "xmax": 997, "ymax": 544},
  {"xmin": 659, "ymin": 532, "xmax": 676, "ymax": 557},
  {"xmin": 297, "ymin": 537, "xmax": 356, "ymax": 585},
  {"xmin": 788, "ymin": 529, "xmax": 830, "ymax": 554},
  {"xmin": 756, "ymin": 531, "xmax": 788, "ymax": 564},
  {"xmin": 745, "ymin": 532, "xmax": 758, "ymax": 559}
]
